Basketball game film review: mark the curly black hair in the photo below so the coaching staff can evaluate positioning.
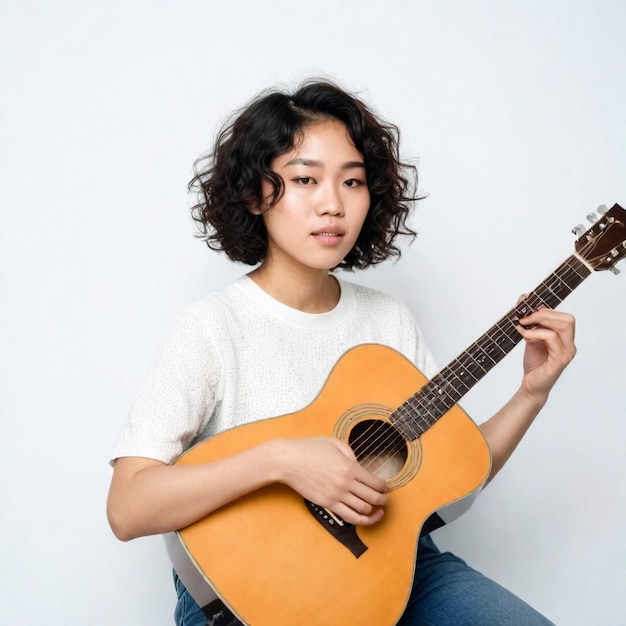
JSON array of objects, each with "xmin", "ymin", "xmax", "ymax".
[{"xmin": 189, "ymin": 79, "xmax": 420, "ymax": 269}]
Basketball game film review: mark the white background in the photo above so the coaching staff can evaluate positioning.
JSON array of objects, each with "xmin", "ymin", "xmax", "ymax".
[{"xmin": 1, "ymin": 1, "xmax": 625, "ymax": 624}]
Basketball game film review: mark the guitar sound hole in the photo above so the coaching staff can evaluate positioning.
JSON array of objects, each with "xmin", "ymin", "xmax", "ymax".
[{"xmin": 348, "ymin": 419, "xmax": 408, "ymax": 480}]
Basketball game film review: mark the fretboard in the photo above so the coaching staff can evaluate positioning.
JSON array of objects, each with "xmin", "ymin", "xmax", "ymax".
[{"xmin": 392, "ymin": 254, "xmax": 591, "ymax": 440}]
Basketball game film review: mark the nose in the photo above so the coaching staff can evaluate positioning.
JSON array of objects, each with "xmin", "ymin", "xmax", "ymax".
[{"xmin": 317, "ymin": 183, "xmax": 344, "ymax": 217}]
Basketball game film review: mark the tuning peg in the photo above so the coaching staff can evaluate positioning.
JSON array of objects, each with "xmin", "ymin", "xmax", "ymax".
[
  {"xmin": 597, "ymin": 204, "xmax": 609, "ymax": 215},
  {"xmin": 609, "ymin": 265, "xmax": 621, "ymax": 275},
  {"xmin": 572, "ymin": 223, "xmax": 586, "ymax": 238},
  {"xmin": 586, "ymin": 213, "xmax": 599, "ymax": 224}
]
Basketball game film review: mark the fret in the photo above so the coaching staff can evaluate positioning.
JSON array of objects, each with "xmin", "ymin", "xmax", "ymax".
[
  {"xmin": 433, "ymin": 374, "xmax": 465, "ymax": 404},
  {"xmin": 400, "ymin": 398, "xmax": 433, "ymax": 428},
  {"xmin": 420, "ymin": 384, "xmax": 450, "ymax": 416},
  {"xmin": 550, "ymin": 269, "xmax": 571, "ymax": 292},
  {"xmin": 541, "ymin": 279, "xmax": 560, "ymax": 303},
  {"xmin": 536, "ymin": 274, "xmax": 567, "ymax": 307},
  {"xmin": 393, "ymin": 398, "xmax": 432, "ymax": 440},
  {"xmin": 566, "ymin": 257, "xmax": 586, "ymax": 280},
  {"xmin": 449, "ymin": 367, "xmax": 473, "ymax": 390},
  {"xmin": 389, "ymin": 255, "xmax": 592, "ymax": 441},
  {"xmin": 476, "ymin": 333, "xmax": 502, "ymax": 361},
  {"xmin": 534, "ymin": 292, "xmax": 549, "ymax": 307},
  {"xmin": 484, "ymin": 322, "xmax": 517, "ymax": 355},
  {"xmin": 445, "ymin": 358, "xmax": 482, "ymax": 390},
  {"xmin": 466, "ymin": 343, "xmax": 491, "ymax": 372},
  {"xmin": 447, "ymin": 358, "xmax": 479, "ymax": 384}
]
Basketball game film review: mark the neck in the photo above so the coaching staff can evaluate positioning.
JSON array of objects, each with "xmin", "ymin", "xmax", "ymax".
[{"xmin": 249, "ymin": 263, "xmax": 340, "ymax": 313}]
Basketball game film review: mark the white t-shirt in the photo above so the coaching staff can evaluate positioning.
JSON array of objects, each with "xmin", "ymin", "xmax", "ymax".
[{"xmin": 112, "ymin": 275, "xmax": 437, "ymax": 465}]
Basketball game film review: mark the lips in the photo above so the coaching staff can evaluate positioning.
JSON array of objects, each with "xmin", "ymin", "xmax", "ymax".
[{"xmin": 312, "ymin": 225, "xmax": 344, "ymax": 237}]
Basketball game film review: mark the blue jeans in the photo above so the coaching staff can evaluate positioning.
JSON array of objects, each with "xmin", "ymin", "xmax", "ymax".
[{"xmin": 174, "ymin": 535, "xmax": 554, "ymax": 625}]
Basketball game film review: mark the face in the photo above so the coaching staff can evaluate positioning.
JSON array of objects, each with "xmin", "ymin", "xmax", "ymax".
[{"xmin": 258, "ymin": 119, "xmax": 370, "ymax": 276}]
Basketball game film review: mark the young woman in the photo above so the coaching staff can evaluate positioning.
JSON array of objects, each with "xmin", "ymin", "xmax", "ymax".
[{"xmin": 107, "ymin": 80, "xmax": 576, "ymax": 625}]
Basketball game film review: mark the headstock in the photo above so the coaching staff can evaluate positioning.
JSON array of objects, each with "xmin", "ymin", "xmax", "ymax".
[{"xmin": 573, "ymin": 203, "xmax": 626, "ymax": 274}]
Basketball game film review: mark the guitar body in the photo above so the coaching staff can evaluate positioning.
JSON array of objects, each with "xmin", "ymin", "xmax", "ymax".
[
  {"xmin": 176, "ymin": 344, "xmax": 492, "ymax": 625},
  {"xmin": 172, "ymin": 203, "xmax": 626, "ymax": 623}
]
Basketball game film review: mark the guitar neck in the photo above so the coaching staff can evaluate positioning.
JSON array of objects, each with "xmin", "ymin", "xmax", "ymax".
[{"xmin": 393, "ymin": 254, "xmax": 591, "ymax": 440}]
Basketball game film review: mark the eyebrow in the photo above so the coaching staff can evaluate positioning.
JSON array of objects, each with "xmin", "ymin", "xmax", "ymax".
[{"xmin": 284, "ymin": 158, "xmax": 366, "ymax": 170}]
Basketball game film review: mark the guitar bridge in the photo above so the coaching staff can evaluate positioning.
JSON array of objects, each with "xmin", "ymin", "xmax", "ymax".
[{"xmin": 304, "ymin": 499, "xmax": 368, "ymax": 558}]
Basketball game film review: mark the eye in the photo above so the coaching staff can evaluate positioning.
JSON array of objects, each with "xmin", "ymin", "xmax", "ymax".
[
  {"xmin": 294, "ymin": 177, "xmax": 314, "ymax": 185},
  {"xmin": 344, "ymin": 178, "xmax": 365, "ymax": 188}
]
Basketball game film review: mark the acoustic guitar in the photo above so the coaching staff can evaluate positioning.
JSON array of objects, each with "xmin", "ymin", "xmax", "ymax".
[{"xmin": 172, "ymin": 203, "xmax": 625, "ymax": 625}]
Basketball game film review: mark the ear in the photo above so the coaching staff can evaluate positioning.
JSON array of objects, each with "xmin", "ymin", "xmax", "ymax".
[
  {"xmin": 248, "ymin": 201, "xmax": 264, "ymax": 215},
  {"xmin": 248, "ymin": 194, "xmax": 274, "ymax": 215}
]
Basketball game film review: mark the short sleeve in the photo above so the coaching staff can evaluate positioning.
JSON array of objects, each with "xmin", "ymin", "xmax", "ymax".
[
  {"xmin": 411, "ymin": 319, "xmax": 438, "ymax": 379},
  {"xmin": 111, "ymin": 308, "xmax": 222, "ymax": 465},
  {"xmin": 395, "ymin": 300, "xmax": 438, "ymax": 379}
]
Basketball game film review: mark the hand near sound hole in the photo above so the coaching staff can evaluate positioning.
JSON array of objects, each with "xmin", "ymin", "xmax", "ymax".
[{"xmin": 277, "ymin": 436, "xmax": 388, "ymax": 526}]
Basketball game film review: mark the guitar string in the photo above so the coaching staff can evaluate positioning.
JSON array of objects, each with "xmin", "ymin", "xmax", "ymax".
[
  {"xmin": 361, "ymin": 229, "xmax": 617, "ymax": 474},
  {"xmin": 352, "ymin": 224, "xmax": 614, "ymax": 472},
  {"xmin": 349, "ymin": 257, "xmax": 586, "ymax": 464},
  {"xmin": 350, "ymin": 281, "xmax": 572, "ymax": 478},
  {"xmin": 388, "ymin": 224, "xmax": 618, "ymax": 453},
  {"xmin": 348, "ymin": 251, "xmax": 594, "ymax": 480},
  {"xmin": 361, "ymin": 253, "xmax": 593, "ymax": 479},
  {"xmin": 391, "ymin": 256, "xmax": 587, "ymax": 446}
]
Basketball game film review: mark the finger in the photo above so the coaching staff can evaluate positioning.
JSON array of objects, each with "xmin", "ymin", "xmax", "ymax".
[
  {"xmin": 353, "ymin": 465, "xmax": 388, "ymax": 494},
  {"xmin": 350, "ymin": 479, "xmax": 389, "ymax": 505},
  {"xmin": 331, "ymin": 501, "xmax": 385, "ymax": 527},
  {"xmin": 519, "ymin": 309, "xmax": 575, "ymax": 328},
  {"xmin": 342, "ymin": 492, "xmax": 377, "ymax": 516},
  {"xmin": 328, "ymin": 438, "xmax": 390, "ymax": 494},
  {"xmin": 517, "ymin": 325, "xmax": 575, "ymax": 362},
  {"xmin": 518, "ymin": 312, "xmax": 576, "ymax": 346},
  {"xmin": 331, "ymin": 438, "xmax": 358, "ymax": 462},
  {"xmin": 516, "ymin": 325, "xmax": 562, "ymax": 345}
]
